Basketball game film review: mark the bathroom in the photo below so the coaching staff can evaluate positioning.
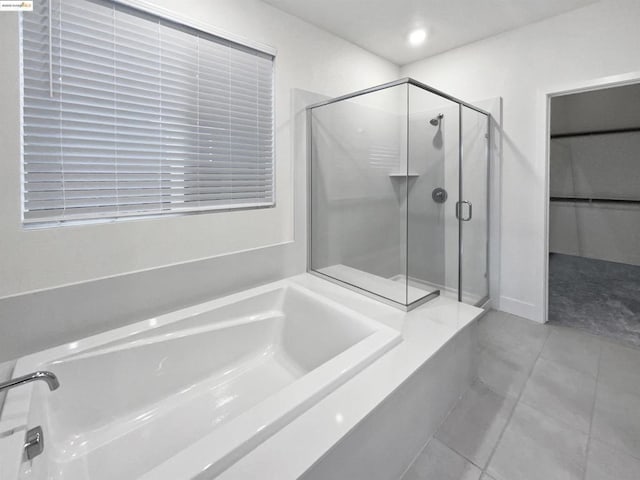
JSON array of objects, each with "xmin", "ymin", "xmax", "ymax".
[{"xmin": 1, "ymin": 0, "xmax": 639, "ymax": 479}]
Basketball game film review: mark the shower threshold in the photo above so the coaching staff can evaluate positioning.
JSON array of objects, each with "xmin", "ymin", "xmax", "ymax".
[{"xmin": 315, "ymin": 264, "xmax": 439, "ymax": 308}]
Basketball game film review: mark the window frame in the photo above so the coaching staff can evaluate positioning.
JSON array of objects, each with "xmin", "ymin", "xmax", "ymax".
[{"xmin": 19, "ymin": 0, "xmax": 277, "ymax": 228}]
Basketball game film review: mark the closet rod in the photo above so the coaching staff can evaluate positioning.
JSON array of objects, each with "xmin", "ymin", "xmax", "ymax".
[
  {"xmin": 550, "ymin": 196, "xmax": 640, "ymax": 205},
  {"xmin": 551, "ymin": 127, "xmax": 640, "ymax": 139}
]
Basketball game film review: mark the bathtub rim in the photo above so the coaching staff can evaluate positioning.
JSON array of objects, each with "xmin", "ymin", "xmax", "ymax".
[
  {"xmin": 215, "ymin": 274, "xmax": 483, "ymax": 480},
  {"xmin": 0, "ymin": 276, "xmax": 401, "ymax": 480}
]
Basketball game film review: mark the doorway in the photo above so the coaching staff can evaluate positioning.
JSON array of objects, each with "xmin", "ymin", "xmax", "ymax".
[{"xmin": 547, "ymin": 83, "xmax": 640, "ymax": 346}]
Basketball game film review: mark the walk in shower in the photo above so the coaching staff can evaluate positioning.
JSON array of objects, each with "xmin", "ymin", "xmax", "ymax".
[{"xmin": 308, "ymin": 78, "xmax": 490, "ymax": 310}]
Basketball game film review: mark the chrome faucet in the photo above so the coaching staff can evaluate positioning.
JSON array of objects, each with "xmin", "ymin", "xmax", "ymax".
[
  {"xmin": 0, "ymin": 371, "xmax": 59, "ymax": 462},
  {"xmin": 0, "ymin": 371, "xmax": 60, "ymax": 393}
]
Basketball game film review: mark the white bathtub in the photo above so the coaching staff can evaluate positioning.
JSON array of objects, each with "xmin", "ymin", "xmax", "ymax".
[{"xmin": 0, "ymin": 278, "xmax": 400, "ymax": 479}]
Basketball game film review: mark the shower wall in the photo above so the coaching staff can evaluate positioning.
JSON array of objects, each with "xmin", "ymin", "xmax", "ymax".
[{"xmin": 310, "ymin": 87, "xmax": 406, "ymax": 279}]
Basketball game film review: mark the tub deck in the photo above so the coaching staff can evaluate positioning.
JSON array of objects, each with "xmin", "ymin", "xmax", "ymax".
[{"xmin": 0, "ymin": 278, "xmax": 400, "ymax": 480}]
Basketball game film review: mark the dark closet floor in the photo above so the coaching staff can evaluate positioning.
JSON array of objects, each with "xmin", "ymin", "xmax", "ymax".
[{"xmin": 548, "ymin": 253, "xmax": 640, "ymax": 347}]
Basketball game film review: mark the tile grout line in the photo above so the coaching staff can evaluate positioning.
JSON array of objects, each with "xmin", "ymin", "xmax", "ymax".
[
  {"xmin": 399, "ymin": 317, "xmax": 486, "ymax": 479},
  {"xmin": 437, "ymin": 439, "xmax": 485, "ymax": 476},
  {"xmin": 479, "ymin": 326, "xmax": 552, "ymax": 478},
  {"xmin": 549, "ymin": 321, "xmax": 640, "ymax": 351},
  {"xmin": 404, "ymin": 316, "xmax": 524, "ymax": 479},
  {"xmin": 599, "ymin": 334, "xmax": 640, "ymax": 353},
  {"xmin": 582, "ymin": 339, "xmax": 604, "ymax": 480},
  {"xmin": 516, "ymin": 350, "xmax": 599, "ymax": 435},
  {"xmin": 406, "ymin": 319, "xmax": 491, "ymax": 477},
  {"xmin": 587, "ymin": 346, "xmax": 640, "ymax": 464},
  {"xmin": 435, "ymin": 334, "xmax": 509, "ymax": 472},
  {"xmin": 436, "ymin": 421, "xmax": 486, "ymax": 471},
  {"xmin": 397, "ymin": 372, "xmax": 479, "ymax": 480}
]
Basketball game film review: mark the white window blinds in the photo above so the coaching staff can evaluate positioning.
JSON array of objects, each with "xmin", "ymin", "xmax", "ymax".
[{"xmin": 21, "ymin": 0, "xmax": 274, "ymax": 225}]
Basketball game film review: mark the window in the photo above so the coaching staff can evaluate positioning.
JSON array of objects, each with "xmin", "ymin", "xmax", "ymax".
[{"xmin": 21, "ymin": 0, "xmax": 274, "ymax": 225}]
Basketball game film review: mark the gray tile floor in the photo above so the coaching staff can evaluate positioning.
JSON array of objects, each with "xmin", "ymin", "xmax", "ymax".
[
  {"xmin": 400, "ymin": 310, "xmax": 640, "ymax": 480},
  {"xmin": 548, "ymin": 253, "xmax": 640, "ymax": 348}
]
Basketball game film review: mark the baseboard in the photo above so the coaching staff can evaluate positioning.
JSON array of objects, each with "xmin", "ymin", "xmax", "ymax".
[
  {"xmin": 499, "ymin": 295, "xmax": 540, "ymax": 323},
  {"xmin": 478, "ymin": 297, "xmax": 492, "ymax": 311}
]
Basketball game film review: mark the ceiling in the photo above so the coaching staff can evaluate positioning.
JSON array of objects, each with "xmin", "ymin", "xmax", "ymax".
[{"xmin": 262, "ymin": 0, "xmax": 599, "ymax": 65}]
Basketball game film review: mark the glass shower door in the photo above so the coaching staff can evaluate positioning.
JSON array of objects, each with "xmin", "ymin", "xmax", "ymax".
[
  {"xmin": 459, "ymin": 105, "xmax": 490, "ymax": 305},
  {"xmin": 407, "ymin": 84, "xmax": 460, "ymax": 302}
]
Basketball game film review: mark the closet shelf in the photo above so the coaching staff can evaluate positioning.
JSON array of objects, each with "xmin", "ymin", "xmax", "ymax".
[
  {"xmin": 550, "ymin": 196, "xmax": 640, "ymax": 205},
  {"xmin": 550, "ymin": 126, "xmax": 640, "ymax": 139}
]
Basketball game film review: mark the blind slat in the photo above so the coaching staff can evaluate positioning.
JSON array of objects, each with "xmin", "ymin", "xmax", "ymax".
[{"xmin": 22, "ymin": 0, "xmax": 274, "ymax": 225}]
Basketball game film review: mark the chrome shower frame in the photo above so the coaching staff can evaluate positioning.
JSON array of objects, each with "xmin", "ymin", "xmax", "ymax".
[{"xmin": 306, "ymin": 77, "xmax": 491, "ymax": 311}]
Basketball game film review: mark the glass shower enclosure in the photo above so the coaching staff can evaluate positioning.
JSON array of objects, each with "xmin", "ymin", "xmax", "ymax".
[{"xmin": 308, "ymin": 78, "xmax": 490, "ymax": 310}]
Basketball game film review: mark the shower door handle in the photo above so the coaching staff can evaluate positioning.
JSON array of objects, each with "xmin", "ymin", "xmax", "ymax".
[{"xmin": 456, "ymin": 200, "xmax": 473, "ymax": 221}]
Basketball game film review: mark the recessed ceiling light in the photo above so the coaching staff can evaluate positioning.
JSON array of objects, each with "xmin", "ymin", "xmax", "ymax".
[{"xmin": 408, "ymin": 29, "xmax": 427, "ymax": 46}]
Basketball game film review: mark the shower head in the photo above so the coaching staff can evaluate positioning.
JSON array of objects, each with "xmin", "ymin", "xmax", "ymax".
[{"xmin": 430, "ymin": 113, "xmax": 444, "ymax": 126}]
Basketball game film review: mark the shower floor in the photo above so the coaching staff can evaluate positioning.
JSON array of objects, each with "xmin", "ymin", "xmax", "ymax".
[
  {"xmin": 315, "ymin": 265, "xmax": 484, "ymax": 307},
  {"xmin": 316, "ymin": 264, "xmax": 437, "ymax": 305},
  {"xmin": 389, "ymin": 275, "xmax": 459, "ymax": 301},
  {"xmin": 548, "ymin": 253, "xmax": 640, "ymax": 347}
]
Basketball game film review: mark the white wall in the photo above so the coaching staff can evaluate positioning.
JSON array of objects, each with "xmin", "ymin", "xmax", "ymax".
[
  {"xmin": 0, "ymin": 0, "xmax": 399, "ymax": 300},
  {"xmin": 549, "ymin": 127, "xmax": 640, "ymax": 266},
  {"xmin": 401, "ymin": 0, "xmax": 640, "ymax": 321},
  {"xmin": 551, "ymin": 82, "xmax": 640, "ymax": 134},
  {"xmin": 0, "ymin": 0, "xmax": 399, "ymax": 360},
  {"xmin": 550, "ymin": 133, "xmax": 640, "ymax": 201},
  {"xmin": 550, "ymin": 201, "xmax": 640, "ymax": 265}
]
